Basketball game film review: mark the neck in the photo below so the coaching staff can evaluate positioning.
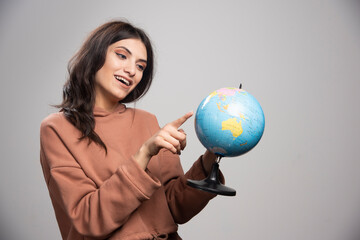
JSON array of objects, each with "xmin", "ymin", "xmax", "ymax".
[{"xmin": 95, "ymin": 99, "xmax": 119, "ymax": 112}]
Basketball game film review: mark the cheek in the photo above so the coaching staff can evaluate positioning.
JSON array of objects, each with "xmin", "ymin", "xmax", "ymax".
[
  {"xmin": 94, "ymin": 70, "xmax": 104, "ymax": 86},
  {"xmin": 95, "ymin": 65, "xmax": 111, "ymax": 83},
  {"xmin": 97, "ymin": 56, "xmax": 118, "ymax": 78},
  {"xmin": 135, "ymin": 73, "xmax": 144, "ymax": 84}
]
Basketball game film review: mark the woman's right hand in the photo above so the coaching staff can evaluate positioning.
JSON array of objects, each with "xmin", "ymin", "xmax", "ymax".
[{"xmin": 134, "ymin": 111, "xmax": 193, "ymax": 170}]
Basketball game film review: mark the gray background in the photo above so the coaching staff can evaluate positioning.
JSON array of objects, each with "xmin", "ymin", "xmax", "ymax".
[{"xmin": 1, "ymin": 0, "xmax": 360, "ymax": 239}]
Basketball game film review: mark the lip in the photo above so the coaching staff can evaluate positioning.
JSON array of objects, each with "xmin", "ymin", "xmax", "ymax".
[{"xmin": 114, "ymin": 74, "xmax": 133, "ymax": 88}]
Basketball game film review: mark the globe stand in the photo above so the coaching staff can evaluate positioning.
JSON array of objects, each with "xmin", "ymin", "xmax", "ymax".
[{"xmin": 187, "ymin": 155, "xmax": 236, "ymax": 196}]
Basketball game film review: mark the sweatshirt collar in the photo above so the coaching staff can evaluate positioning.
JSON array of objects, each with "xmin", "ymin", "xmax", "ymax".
[{"xmin": 93, "ymin": 103, "xmax": 126, "ymax": 117}]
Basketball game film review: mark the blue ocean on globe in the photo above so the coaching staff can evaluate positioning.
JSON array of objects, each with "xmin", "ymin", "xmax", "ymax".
[{"xmin": 195, "ymin": 87, "xmax": 265, "ymax": 157}]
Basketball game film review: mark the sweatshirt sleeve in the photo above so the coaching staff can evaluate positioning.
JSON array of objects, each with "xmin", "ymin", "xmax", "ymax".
[
  {"xmin": 40, "ymin": 116, "xmax": 161, "ymax": 238},
  {"xmin": 147, "ymin": 114, "xmax": 223, "ymax": 224},
  {"xmin": 159, "ymin": 149, "xmax": 222, "ymax": 224}
]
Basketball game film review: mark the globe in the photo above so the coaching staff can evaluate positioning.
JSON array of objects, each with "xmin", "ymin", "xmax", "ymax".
[{"xmin": 195, "ymin": 87, "xmax": 265, "ymax": 157}]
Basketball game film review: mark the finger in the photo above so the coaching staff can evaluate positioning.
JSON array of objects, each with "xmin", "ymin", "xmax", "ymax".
[
  {"xmin": 164, "ymin": 127, "xmax": 186, "ymax": 142},
  {"xmin": 178, "ymin": 129, "xmax": 187, "ymax": 150},
  {"xmin": 167, "ymin": 136, "xmax": 182, "ymax": 153},
  {"xmin": 170, "ymin": 111, "xmax": 194, "ymax": 129},
  {"xmin": 178, "ymin": 129, "xmax": 185, "ymax": 134},
  {"xmin": 162, "ymin": 128, "xmax": 186, "ymax": 153},
  {"xmin": 180, "ymin": 138, "xmax": 186, "ymax": 150},
  {"xmin": 160, "ymin": 140, "xmax": 179, "ymax": 154},
  {"xmin": 160, "ymin": 131, "xmax": 182, "ymax": 152}
]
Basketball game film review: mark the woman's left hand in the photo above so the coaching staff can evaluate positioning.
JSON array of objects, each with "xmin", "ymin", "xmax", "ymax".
[{"xmin": 202, "ymin": 150, "xmax": 217, "ymax": 174}]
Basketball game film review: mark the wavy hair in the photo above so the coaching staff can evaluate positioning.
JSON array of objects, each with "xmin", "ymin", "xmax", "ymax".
[{"xmin": 57, "ymin": 20, "xmax": 154, "ymax": 153}]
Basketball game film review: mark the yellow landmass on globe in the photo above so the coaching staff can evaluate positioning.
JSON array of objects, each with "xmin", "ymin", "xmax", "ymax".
[
  {"xmin": 216, "ymin": 103, "xmax": 229, "ymax": 113},
  {"xmin": 222, "ymin": 118, "xmax": 243, "ymax": 138},
  {"xmin": 216, "ymin": 102, "xmax": 223, "ymax": 112}
]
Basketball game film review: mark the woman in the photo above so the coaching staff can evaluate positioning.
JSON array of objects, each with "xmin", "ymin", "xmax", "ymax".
[{"xmin": 40, "ymin": 20, "xmax": 220, "ymax": 240}]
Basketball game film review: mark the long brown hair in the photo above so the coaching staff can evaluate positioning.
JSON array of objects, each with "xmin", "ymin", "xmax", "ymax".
[{"xmin": 57, "ymin": 20, "xmax": 154, "ymax": 153}]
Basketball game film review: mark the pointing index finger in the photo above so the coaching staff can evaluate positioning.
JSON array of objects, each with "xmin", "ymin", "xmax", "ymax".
[{"xmin": 171, "ymin": 111, "xmax": 194, "ymax": 129}]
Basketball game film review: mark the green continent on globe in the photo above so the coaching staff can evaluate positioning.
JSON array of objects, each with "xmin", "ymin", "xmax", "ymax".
[{"xmin": 221, "ymin": 118, "xmax": 243, "ymax": 138}]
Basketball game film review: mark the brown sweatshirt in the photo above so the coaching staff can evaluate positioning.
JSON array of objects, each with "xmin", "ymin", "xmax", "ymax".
[{"xmin": 40, "ymin": 103, "xmax": 218, "ymax": 240}]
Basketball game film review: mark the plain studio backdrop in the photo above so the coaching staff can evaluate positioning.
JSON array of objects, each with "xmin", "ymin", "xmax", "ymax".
[{"xmin": 1, "ymin": 0, "xmax": 360, "ymax": 239}]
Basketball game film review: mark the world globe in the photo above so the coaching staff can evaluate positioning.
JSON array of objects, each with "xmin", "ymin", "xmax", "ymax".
[
  {"xmin": 195, "ymin": 87, "xmax": 265, "ymax": 157},
  {"xmin": 188, "ymin": 87, "xmax": 265, "ymax": 196}
]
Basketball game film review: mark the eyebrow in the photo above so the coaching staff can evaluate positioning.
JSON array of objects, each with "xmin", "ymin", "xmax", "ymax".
[{"xmin": 115, "ymin": 46, "xmax": 147, "ymax": 64}]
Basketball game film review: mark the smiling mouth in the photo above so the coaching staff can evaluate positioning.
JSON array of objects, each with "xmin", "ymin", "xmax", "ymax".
[{"xmin": 115, "ymin": 75, "xmax": 131, "ymax": 86}]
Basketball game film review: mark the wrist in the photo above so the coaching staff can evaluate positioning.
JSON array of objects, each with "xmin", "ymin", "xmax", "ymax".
[
  {"xmin": 202, "ymin": 150, "xmax": 217, "ymax": 174},
  {"xmin": 140, "ymin": 143, "xmax": 153, "ymax": 159},
  {"xmin": 134, "ymin": 144, "xmax": 152, "ymax": 170}
]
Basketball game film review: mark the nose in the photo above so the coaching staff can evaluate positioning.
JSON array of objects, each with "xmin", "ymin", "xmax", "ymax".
[{"xmin": 124, "ymin": 61, "xmax": 136, "ymax": 77}]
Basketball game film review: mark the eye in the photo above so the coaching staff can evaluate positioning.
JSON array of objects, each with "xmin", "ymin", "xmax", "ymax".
[
  {"xmin": 115, "ymin": 52, "xmax": 126, "ymax": 59},
  {"xmin": 137, "ymin": 64, "xmax": 145, "ymax": 71}
]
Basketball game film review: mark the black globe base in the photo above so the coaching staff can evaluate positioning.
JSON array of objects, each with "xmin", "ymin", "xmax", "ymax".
[{"xmin": 187, "ymin": 162, "xmax": 236, "ymax": 196}]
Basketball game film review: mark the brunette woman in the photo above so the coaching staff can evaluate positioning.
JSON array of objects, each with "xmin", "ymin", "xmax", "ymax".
[{"xmin": 40, "ymin": 20, "xmax": 219, "ymax": 240}]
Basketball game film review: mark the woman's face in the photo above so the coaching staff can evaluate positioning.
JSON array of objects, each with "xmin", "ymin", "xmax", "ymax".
[{"xmin": 94, "ymin": 38, "xmax": 147, "ymax": 110}]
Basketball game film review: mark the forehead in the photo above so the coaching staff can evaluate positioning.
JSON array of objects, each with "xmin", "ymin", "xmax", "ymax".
[{"xmin": 109, "ymin": 38, "xmax": 147, "ymax": 60}]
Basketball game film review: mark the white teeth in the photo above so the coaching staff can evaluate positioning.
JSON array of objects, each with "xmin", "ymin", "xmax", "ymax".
[{"xmin": 115, "ymin": 76, "xmax": 130, "ymax": 86}]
